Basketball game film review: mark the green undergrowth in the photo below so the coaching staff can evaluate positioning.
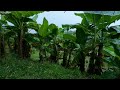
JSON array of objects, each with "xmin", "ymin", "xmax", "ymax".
[
  {"xmin": 0, "ymin": 54, "xmax": 120, "ymax": 79},
  {"xmin": 0, "ymin": 54, "xmax": 85, "ymax": 79}
]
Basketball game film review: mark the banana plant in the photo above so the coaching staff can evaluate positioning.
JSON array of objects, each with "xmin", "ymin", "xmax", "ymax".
[
  {"xmin": 74, "ymin": 11, "xmax": 120, "ymax": 74},
  {"xmin": 103, "ymin": 25, "xmax": 120, "ymax": 69},
  {"xmin": 28, "ymin": 17, "xmax": 60, "ymax": 63},
  {"xmin": 62, "ymin": 32, "xmax": 77, "ymax": 67},
  {"xmin": 4, "ymin": 11, "xmax": 43, "ymax": 59},
  {"xmin": 62, "ymin": 23, "xmax": 90, "ymax": 71},
  {"xmin": 0, "ymin": 14, "xmax": 8, "ymax": 58}
]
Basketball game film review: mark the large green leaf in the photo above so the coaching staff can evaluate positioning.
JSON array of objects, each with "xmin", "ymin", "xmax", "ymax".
[
  {"xmin": 27, "ymin": 22, "xmax": 39, "ymax": 31},
  {"xmin": 85, "ymin": 13, "xmax": 102, "ymax": 25},
  {"xmin": 20, "ymin": 17, "xmax": 34, "ymax": 22},
  {"xmin": 5, "ymin": 14, "xmax": 20, "ymax": 26},
  {"xmin": 84, "ymin": 11, "xmax": 120, "ymax": 16},
  {"xmin": 11, "ymin": 11, "xmax": 43, "ymax": 18},
  {"xmin": 63, "ymin": 34, "xmax": 76, "ymax": 42},
  {"xmin": 49, "ymin": 24, "xmax": 58, "ymax": 36},
  {"xmin": 76, "ymin": 26, "xmax": 88, "ymax": 47},
  {"xmin": 49, "ymin": 24, "xmax": 57, "ymax": 30},
  {"xmin": 103, "ymin": 46, "xmax": 116, "ymax": 57},
  {"xmin": 0, "ymin": 20, "xmax": 7, "ymax": 25},
  {"xmin": 75, "ymin": 12, "xmax": 120, "ymax": 30},
  {"xmin": 111, "ymin": 43, "xmax": 120, "ymax": 56},
  {"xmin": 38, "ymin": 17, "xmax": 49, "ymax": 37},
  {"xmin": 5, "ymin": 11, "xmax": 42, "ymax": 27},
  {"xmin": 113, "ymin": 57, "xmax": 120, "ymax": 68},
  {"xmin": 75, "ymin": 13, "xmax": 102, "ymax": 25}
]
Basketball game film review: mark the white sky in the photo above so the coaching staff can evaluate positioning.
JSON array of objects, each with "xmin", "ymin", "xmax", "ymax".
[{"xmin": 37, "ymin": 11, "xmax": 83, "ymax": 27}]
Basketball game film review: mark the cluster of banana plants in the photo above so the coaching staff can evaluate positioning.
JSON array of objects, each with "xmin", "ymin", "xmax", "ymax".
[
  {"xmin": 0, "ymin": 11, "xmax": 44, "ymax": 59},
  {"xmin": 1, "ymin": 11, "xmax": 120, "ymax": 76},
  {"xmin": 62, "ymin": 11, "xmax": 120, "ymax": 75}
]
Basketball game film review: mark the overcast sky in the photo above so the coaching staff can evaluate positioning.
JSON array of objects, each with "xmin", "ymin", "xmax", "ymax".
[
  {"xmin": 36, "ymin": 11, "xmax": 83, "ymax": 27},
  {"xmin": 29, "ymin": 11, "xmax": 83, "ymax": 33},
  {"xmin": 36, "ymin": 11, "xmax": 120, "ymax": 26}
]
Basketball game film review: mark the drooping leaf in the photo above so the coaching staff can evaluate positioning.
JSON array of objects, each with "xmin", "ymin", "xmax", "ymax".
[
  {"xmin": 113, "ymin": 57, "xmax": 120, "ymax": 68},
  {"xmin": 20, "ymin": 17, "xmax": 34, "ymax": 22},
  {"xmin": 84, "ymin": 11, "xmax": 120, "ymax": 16},
  {"xmin": 49, "ymin": 24, "xmax": 58, "ymax": 36},
  {"xmin": 63, "ymin": 34, "xmax": 76, "ymax": 42},
  {"xmin": 75, "ymin": 13, "xmax": 102, "ymax": 26},
  {"xmin": 32, "ymin": 14, "xmax": 38, "ymax": 21},
  {"xmin": 110, "ymin": 25, "xmax": 120, "ymax": 33},
  {"xmin": 111, "ymin": 43, "xmax": 120, "ymax": 56},
  {"xmin": 11, "ymin": 11, "xmax": 43, "ymax": 18},
  {"xmin": 103, "ymin": 46, "xmax": 116, "ymax": 57},
  {"xmin": 27, "ymin": 22, "xmax": 39, "ymax": 31},
  {"xmin": 4, "ymin": 13, "xmax": 20, "ymax": 26},
  {"xmin": 76, "ymin": 26, "xmax": 88, "ymax": 47}
]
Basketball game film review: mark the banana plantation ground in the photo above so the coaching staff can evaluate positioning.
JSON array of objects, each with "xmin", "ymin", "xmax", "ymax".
[
  {"xmin": 1, "ymin": 11, "xmax": 120, "ymax": 79},
  {"xmin": 0, "ymin": 52, "xmax": 120, "ymax": 79}
]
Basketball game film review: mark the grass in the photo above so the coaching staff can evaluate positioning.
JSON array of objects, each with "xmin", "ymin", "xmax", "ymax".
[
  {"xmin": 0, "ymin": 51, "xmax": 120, "ymax": 79},
  {"xmin": 0, "ymin": 54, "xmax": 86, "ymax": 79},
  {"xmin": 31, "ymin": 49, "xmax": 39, "ymax": 61}
]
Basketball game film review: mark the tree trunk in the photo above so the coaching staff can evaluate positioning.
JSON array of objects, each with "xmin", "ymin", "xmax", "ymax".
[
  {"xmin": 0, "ymin": 36, "xmax": 5, "ymax": 58},
  {"xmin": 17, "ymin": 32, "xmax": 21, "ymax": 57},
  {"xmin": 19, "ymin": 28, "xmax": 23, "ymax": 58},
  {"xmin": 87, "ymin": 50, "xmax": 96, "ymax": 74},
  {"xmin": 94, "ymin": 43, "xmax": 103, "ymax": 75},
  {"xmin": 66, "ymin": 49, "xmax": 72, "ymax": 67},
  {"xmin": 1, "ymin": 38, "xmax": 5, "ymax": 57},
  {"xmin": 62, "ymin": 48, "xmax": 68, "ymax": 67},
  {"xmin": 22, "ymin": 39, "xmax": 31, "ymax": 59},
  {"xmin": 78, "ymin": 51, "xmax": 85, "ymax": 72},
  {"xmin": 39, "ymin": 42, "xmax": 44, "ymax": 63},
  {"xmin": 7, "ymin": 39, "xmax": 12, "ymax": 53},
  {"xmin": 50, "ymin": 44, "xmax": 58, "ymax": 63},
  {"xmin": 14, "ymin": 38, "xmax": 18, "ymax": 54},
  {"xmin": 0, "ymin": 35, "xmax": 1, "ymax": 57}
]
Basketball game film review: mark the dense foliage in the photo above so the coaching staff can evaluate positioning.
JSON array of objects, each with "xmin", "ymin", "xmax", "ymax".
[{"xmin": 1, "ymin": 11, "xmax": 120, "ymax": 79}]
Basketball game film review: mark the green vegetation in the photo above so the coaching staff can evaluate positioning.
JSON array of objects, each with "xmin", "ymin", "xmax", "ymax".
[
  {"xmin": 0, "ymin": 54, "xmax": 84, "ymax": 79},
  {"xmin": 0, "ymin": 53, "xmax": 119, "ymax": 79},
  {"xmin": 1, "ymin": 11, "xmax": 120, "ymax": 79}
]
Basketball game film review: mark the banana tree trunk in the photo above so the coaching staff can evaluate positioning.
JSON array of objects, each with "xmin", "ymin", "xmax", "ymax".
[
  {"xmin": 0, "ymin": 35, "xmax": 5, "ymax": 58},
  {"xmin": 94, "ymin": 43, "xmax": 103, "ymax": 75},
  {"xmin": 62, "ymin": 48, "xmax": 68, "ymax": 67},
  {"xmin": 19, "ymin": 28, "xmax": 23, "ymax": 58},
  {"xmin": 2, "ymin": 35, "xmax": 5, "ymax": 55},
  {"xmin": 78, "ymin": 51, "xmax": 85, "ymax": 72},
  {"xmin": 14, "ymin": 37, "xmax": 18, "ymax": 54},
  {"xmin": 39, "ymin": 42, "xmax": 44, "ymax": 62},
  {"xmin": 7, "ymin": 39, "xmax": 12, "ymax": 53},
  {"xmin": 87, "ymin": 50, "xmax": 96, "ymax": 74},
  {"xmin": 50, "ymin": 44, "xmax": 57, "ymax": 63},
  {"xmin": 22, "ymin": 39, "xmax": 31, "ymax": 59},
  {"xmin": 0, "ymin": 35, "xmax": 1, "ymax": 57},
  {"xmin": 66, "ymin": 48, "xmax": 72, "ymax": 67}
]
